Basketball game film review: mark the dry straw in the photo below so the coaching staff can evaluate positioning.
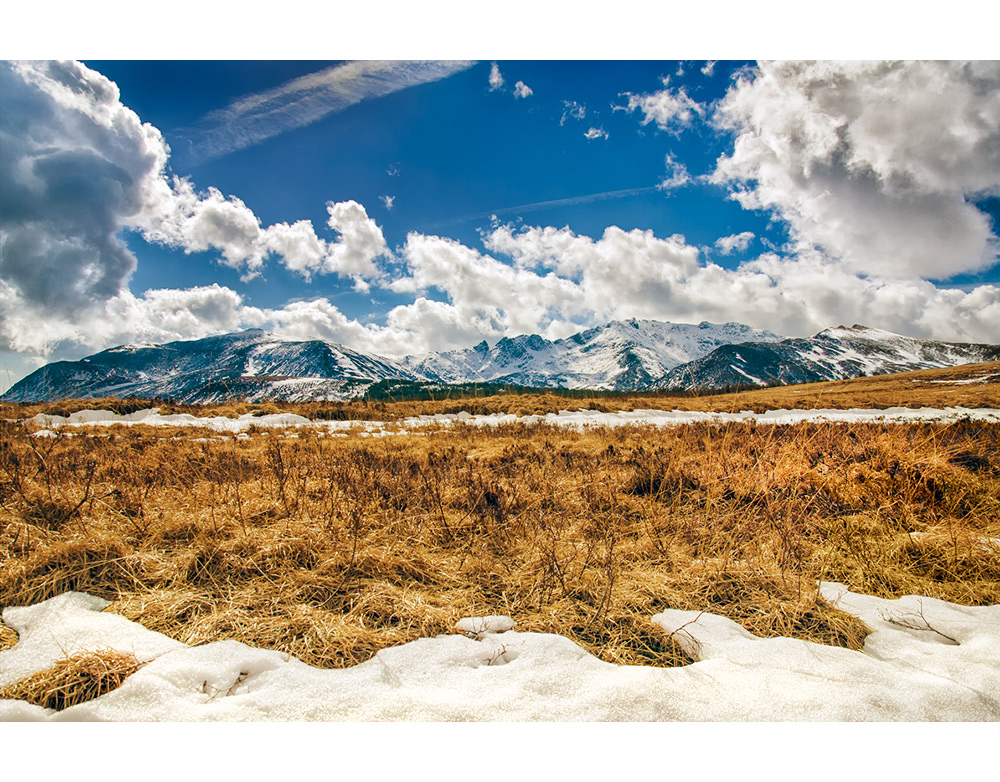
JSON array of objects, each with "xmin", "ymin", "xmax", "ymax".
[
  {"xmin": 0, "ymin": 648, "xmax": 143, "ymax": 710},
  {"xmin": 1, "ymin": 362, "xmax": 999, "ymax": 678}
]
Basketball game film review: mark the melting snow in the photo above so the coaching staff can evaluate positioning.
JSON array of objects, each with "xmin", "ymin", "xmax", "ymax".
[
  {"xmin": 21, "ymin": 405, "xmax": 1000, "ymax": 437},
  {"xmin": 1, "ymin": 585, "xmax": 998, "ymax": 721}
]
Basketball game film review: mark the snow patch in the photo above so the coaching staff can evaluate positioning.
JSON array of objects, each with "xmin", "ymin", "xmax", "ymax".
[
  {"xmin": 22, "ymin": 405, "xmax": 1000, "ymax": 437},
  {"xmin": 2, "ymin": 585, "xmax": 999, "ymax": 720}
]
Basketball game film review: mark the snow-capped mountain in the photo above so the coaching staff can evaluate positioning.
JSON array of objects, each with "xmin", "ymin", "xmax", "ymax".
[
  {"xmin": 5, "ymin": 321, "xmax": 998, "ymax": 403},
  {"xmin": 0, "ymin": 330, "xmax": 420, "ymax": 403},
  {"xmin": 403, "ymin": 319, "xmax": 785, "ymax": 391},
  {"xmin": 660, "ymin": 325, "xmax": 1000, "ymax": 390}
]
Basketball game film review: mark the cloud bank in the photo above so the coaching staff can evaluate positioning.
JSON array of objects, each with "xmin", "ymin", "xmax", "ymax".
[
  {"xmin": 3, "ymin": 60, "xmax": 1000, "ymax": 378},
  {"xmin": 711, "ymin": 61, "xmax": 1000, "ymax": 280}
]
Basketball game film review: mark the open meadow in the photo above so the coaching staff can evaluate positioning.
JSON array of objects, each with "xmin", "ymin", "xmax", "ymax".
[{"xmin": 2, "ymin": 362, "xmax": 1000, "ymax": 719}]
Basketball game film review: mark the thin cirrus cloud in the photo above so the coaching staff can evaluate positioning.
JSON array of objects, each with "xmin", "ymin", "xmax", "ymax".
[{"xmin": 176, "ymin": 60, "xmax": 476, "ymax": 165}]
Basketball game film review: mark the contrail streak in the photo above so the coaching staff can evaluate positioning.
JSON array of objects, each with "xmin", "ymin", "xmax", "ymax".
[{"xmin": 430, "ymin": 185, "xmax": 661, "ymax": 229}]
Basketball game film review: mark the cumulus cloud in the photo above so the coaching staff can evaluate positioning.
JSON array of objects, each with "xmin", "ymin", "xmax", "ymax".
[
  {"xmin": 322, "ymin": 200, "xmax": 390, "ymax": 283},
  {"xmin": 0, "ymin": 61, "xmax": 167, "ymax": 318},
  {"xmin": 242, "ymin": 200, "xmax": 391, "ymax": 286},
  {"xmin": 0, "ymin": 280, "xmax": 267, "ymax": 359},
  {"xmin": 0, "ymin": 61, "xmax": 397, "ymax": 365},
  {"xmin": 179, "ymin": 61, "xmax": 475, "ymax": 164},
  {"xmin": 141, "ymin": 181, "xmax": 390, "ymax": 285},
  {"xmin": 622, "ymin": 82, "xmax": 704, "ymax": 131},
  {"xmin": 514, "ymin": 80, "xmax": 533, "ymax": 99},
  {"xmin": 7, "ymin": 59, "xmax": 1000, "ymax": 382},
  {"xmin": 265, "ymin": 298, "xmax": 419, "ymax": 358},
  {"xmin": 715, "ymin": 231, "xmax": 755, "ymax": 254},
  {"xmin": 702, "ymin": 61, "xmax": 716, "ymax": 77},
  {"xmin": 388, "ymin": 232, "xmax": 584, "ymax": 346},
  {"xmin": 584, "ymin": 127, "xmax": 609, "ymax": 141},
  {"xmin": 481, "ymin": 224, "xmax": 1000, "ymax": 343},
  {"xmin": 255, "ymin": 220, "xmax": 327, "ymax": 280},
  {"xmin": 489, "ymin": 62, "xmax": 504, "ymax": 91},
  {"xmin": 711, "ymin": 60, "xmax": 1000, "ymax": 280},
  {"xmin": 381, "ymin": 195, "xmax": 395, "ymax": 210},
  {"xmin": 139, "ymin": 178, "xmax": 266, "ymax": 277}
]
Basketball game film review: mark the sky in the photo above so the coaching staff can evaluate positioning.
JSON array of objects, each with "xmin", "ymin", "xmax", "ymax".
[{"xmin": 3, "ymin": 10, "xmax": 1000, "ymax": 392}]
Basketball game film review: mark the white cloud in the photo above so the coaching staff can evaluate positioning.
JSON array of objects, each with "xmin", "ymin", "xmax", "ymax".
[
  {"xmin": 141, "ymin": 182, "xmax": 389, "ymax": 285},
  {"xmin": 181, "ymin": 61, "xmax": 475, "ymax": 164},
  {"xmin": 392, "ymin": 232, "xmax": 584, "ymax": 341},
  {"xmin": 715, "ymin": 231, "xmax": 755, "ymax": 254},
  {"xmin": 560, "ymin": 100, "xmax": 586, "ymax": 125},
  {"xmin": 584, "ymin": 127, "xmax": 609, "ymax": 140},
  {"xmin": 711, "ymin": 60, "xmax": 1000, "ymax": 280},
  {"xmin": 256, "ymin": 220, "xmax": 327, "ymax": 281},
  {"xmin": 0, "ymin": 61, "xmax": 168, "ymax": 316},
  {"xmin": 489, "ymin": 62, "xmax": 504, "ymax": 91},
  {"xmin": 702, "ymin": 61, "xmax": 716, "ymax": 77},
  {"xmin": 658, "ymin": 153, "xmax": 691, "ymax": 190},
  {"xmin": 139, "ymin": 178, "xmax": 266, "ymax": 278},
  {"xmin": 622, "ymin": 84, "xmax": 704, "ymax": 130},
  {"xmin": 381, "ymin": 195, "xmax": 395, "ymax": 210},
  {"xmin": 514, "ymin": 80, "xmax": 533, "ymax": 99},
  {"xmin": 0, "ymin": 280, "xmax": 267, "ymax": 359},
  {"xmin": 323, "ymin": 200, "xmax": 390, "ymax": 282},
  {"xmin": 6, "ymin": 59, "xmax": 1000, "ymax": 381},
  {"xmin": 482, "ymin": 224, "xmax": 1000, "ymax": 343},
  {"xmin": 266, "ymin": 298, "xmax": 418, "ymax": 358}
]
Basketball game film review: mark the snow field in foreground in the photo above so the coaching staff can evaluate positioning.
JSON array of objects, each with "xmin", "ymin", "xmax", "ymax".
[
  {"xmin": 2, "ymin": 584, "xmax": 998, "ymax": 721},
  {"xmin": 24, "ymin": 405, "xmax": 1000, "ymax": 437}
]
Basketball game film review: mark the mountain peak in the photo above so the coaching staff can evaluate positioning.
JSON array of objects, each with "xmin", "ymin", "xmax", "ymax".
[{"xmin": 7, "ymin": 319, "xmax": 996, "ymax": 404}]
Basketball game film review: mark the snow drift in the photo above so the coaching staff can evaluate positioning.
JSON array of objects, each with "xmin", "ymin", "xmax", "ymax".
[{"xmin": 2, "ymin": 584, "xmax": 998, "ymax": 721}]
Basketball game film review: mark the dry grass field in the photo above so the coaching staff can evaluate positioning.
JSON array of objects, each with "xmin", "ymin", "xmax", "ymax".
[{"xmin": 2, "ymin": 362, "xmax": 1000, "ymax": 705}]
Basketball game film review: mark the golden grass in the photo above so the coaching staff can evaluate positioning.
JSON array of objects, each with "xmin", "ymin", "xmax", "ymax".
[
  {"xmin": 2, "ymin": 396, "xmax": 999, "ymax": 673},
  {"xmin": 0, "ymin": 648, "xmax": 142, "ymax": 710},
  {"xmin": 0, "ymin": 622, "xmax": 17, "ymax": 652}
]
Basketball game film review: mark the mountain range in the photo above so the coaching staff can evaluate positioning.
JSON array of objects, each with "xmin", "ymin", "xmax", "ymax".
[{"xmin": 4, "ymin": 319, "xmax": 999, "ymax": 403}]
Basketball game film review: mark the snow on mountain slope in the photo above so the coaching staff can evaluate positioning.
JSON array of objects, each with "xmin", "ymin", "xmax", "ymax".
[
  {"xmin": 6, "ymin": 320, "xmax": 997, "ymax": 403},
  {"xmin": 662, "ymin": 324, "xmax": 1000, "ymax": 390},
  {"xmin": 1, "ymin": 330, "xmax": 420, "ymax": 403},
  {"xmin": 403, "ymin": 319, "xmax": 785, "ymax": 391}
]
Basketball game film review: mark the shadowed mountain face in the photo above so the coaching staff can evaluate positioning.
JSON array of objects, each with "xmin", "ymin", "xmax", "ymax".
[
  {"xmin": 4, "ymin": 321, "xmax": 999, "ymax": 403},
  {"xmin": 660, "ymin": 325, "xmax": 1000, "ymax": 390},
  {"xmin": 0, "ymin": 330, "xmax": 420, "ymax": 403}
]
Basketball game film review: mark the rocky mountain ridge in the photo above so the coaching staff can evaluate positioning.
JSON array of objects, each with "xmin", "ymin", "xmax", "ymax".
[{"xmin": 4, "ymin": 320, "xmax": 999, "ymax": 403}]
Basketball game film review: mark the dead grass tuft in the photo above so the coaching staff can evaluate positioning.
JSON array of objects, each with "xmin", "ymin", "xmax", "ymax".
[
  {"xmin": 0, "ymin": 648, "xmax": 143, "ymax": 710},
  {"xmin": 0, "ymin": 622, "xmax": 17, "ymax": 652}
]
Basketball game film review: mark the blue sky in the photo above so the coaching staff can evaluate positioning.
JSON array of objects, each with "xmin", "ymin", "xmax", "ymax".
[
  {"xmin": 3, "ymin": 44, "xmax": 1000, "ymax": 391},
  {"xmin": 91, "ymin": 59, "xmax": 774, "ymax": 317}
]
